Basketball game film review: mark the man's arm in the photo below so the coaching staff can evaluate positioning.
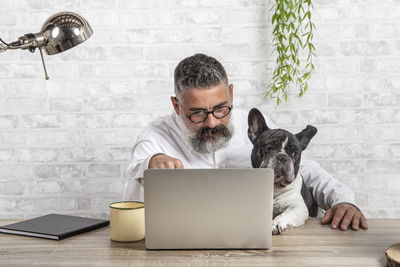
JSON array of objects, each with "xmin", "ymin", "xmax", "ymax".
[
  {"xmin": 123, "ymin": 139, "xmax": 184, "ymax": 201},
  {"xmin": 300, "ymin": 158, "xmax": 368, "ymax": 231},
  {"xmin": 123, "ymin": 139, "xmax": 161, "ymax": 201}
]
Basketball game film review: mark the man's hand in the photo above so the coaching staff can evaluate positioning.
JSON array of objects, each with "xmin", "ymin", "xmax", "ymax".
[
  {"xmin": 320, "ymin": 203, "xmax": 368, "ymax": 231},
  {"xmin": 149, "ymin": 153, "xmax": 184, "ymax": 169}
]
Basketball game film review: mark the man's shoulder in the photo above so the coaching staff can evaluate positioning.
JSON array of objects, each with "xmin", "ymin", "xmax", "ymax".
[
  {"xmin": 138, "ymin": 113, "xmax": 177, "ymax": 139},
  {"xmin": 148, "ymin": 113, "xmax": 174, "ymax": 127}
]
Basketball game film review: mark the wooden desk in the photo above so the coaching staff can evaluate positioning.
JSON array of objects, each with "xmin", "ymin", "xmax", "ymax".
[{"xmin": 0, "ymin": 218, "xmax": 398, "ymax": 266}]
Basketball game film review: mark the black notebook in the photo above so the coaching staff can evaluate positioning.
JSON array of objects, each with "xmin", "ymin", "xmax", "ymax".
[{"xmin": 0, "ymin": 214, "xmax": 109, "ymax": 240}]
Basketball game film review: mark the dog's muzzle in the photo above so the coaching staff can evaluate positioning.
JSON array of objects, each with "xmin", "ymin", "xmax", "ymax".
[{"xmin": 263, "ymin": 153, "xmax": 295, "ymax": 186}]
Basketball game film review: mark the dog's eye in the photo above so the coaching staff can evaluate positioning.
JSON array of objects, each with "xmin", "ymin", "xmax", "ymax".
[{"xmin": 261, "ymin": 146, "xmax": 273, "ymax": 153}]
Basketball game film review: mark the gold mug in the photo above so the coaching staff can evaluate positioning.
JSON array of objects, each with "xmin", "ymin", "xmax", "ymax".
[{"xmin": 109, "ymin": 201, "xmax": 145, "ymax": 242}]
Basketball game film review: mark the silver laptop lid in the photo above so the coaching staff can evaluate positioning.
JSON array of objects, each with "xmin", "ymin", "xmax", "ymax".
[{"xmin": 144, "ymin": 168, "xmax": 274, "ymax": 249}]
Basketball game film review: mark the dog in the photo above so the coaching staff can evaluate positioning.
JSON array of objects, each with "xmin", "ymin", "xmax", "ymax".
[{"xmin": 248, "ymin": 108, "xmax": 318, "ymax": 234}]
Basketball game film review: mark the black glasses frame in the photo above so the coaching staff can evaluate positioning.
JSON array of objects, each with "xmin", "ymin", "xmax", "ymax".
[
  {"xmin": 185, "ymin": 105, "xmax": 233, "ymax": 124},
  {"xmin": 174, "ymin": 97, "xmax": 233, "ymax": 124}
]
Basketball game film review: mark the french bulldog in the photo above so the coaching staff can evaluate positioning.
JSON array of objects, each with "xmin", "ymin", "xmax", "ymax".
[{"xmin": 248, "ymin": 108, "xmax": 318, "ymax": 235}]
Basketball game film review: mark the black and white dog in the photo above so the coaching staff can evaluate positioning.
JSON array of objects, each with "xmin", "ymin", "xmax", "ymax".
[{"xmin": 248, "ymin": 108, "xmax": 318, "ymax": 234}]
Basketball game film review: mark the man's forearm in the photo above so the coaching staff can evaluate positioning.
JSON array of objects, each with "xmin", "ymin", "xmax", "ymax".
[{"xmin": 300, "ymin": 159, "xmax": 356, "ymax": 210}]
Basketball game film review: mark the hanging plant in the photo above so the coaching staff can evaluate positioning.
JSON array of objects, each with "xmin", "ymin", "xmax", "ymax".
[{"xmin": 266, "ymin": 0, "xmax": 316, "ymax": 105}]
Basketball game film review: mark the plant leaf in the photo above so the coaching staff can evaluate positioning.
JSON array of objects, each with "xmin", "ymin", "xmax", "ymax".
[{"xmin": 267, "ymin": 0, "xmax": 315, "ymax": 105}]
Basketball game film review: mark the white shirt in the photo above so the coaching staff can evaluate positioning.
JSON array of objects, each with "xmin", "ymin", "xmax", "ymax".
[{"xmin": 123, "ymin": 109, "xmax": 357, "ymax": 210}]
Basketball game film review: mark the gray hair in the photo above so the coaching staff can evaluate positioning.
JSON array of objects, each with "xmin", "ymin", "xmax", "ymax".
[{"xmin": 174, "ymin": 53, "xmax": 229, "ymax": 100}]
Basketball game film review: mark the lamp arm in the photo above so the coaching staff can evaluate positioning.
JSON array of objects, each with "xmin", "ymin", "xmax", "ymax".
[
  {"xmin": 0, "ymin": 33, "xmax": 47, "ymax": 53},
  {"xmin": 0, "ymin": 38, "xmax": 9, "ymax": 52},
  {"xmin": 1, "ymin": 34, "xmax": 50, "ymax": 79}
]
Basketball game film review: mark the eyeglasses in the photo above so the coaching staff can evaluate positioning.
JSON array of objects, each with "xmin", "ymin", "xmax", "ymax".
[
  {"xmin": 184, "ymin": 105, "xmax": 233, "ymax": 124},
  {"xmin": 174, "ymin": 97, "xmax": 233, "ymax": 123}
]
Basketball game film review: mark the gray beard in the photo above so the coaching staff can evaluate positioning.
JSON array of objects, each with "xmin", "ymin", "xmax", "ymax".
[{"xmin": 175, "ymin": 112, "xmax": 234, "ymax": 154}]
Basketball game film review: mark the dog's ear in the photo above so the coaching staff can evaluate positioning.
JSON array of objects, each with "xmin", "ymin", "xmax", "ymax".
[
  {"xmin": 248, "ymin": 108, "xmax": 269, "ymax": 144},
  {"xmin": 295, "ymin": 125, "xmax": 317, "ymax": 151}
]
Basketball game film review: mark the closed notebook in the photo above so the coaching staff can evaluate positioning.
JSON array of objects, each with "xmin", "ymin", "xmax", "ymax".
[{"xmin": 0, "ymin": 214, "xmax": 109, "ymax": 240}]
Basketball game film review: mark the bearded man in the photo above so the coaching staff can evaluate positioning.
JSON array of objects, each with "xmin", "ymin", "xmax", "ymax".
[{"xmin": 123, "ymin": 53, "xmax": 368, "ymax": 231}]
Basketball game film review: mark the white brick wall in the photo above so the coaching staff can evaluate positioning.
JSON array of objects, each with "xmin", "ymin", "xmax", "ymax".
[{"xmin": 0, "ymin": 0, "xmax": 399, "ymax": 219}]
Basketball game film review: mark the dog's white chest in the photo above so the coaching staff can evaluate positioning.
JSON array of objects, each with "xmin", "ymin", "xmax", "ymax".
[
  {"xmin": 273, "ymin": 174, "xmax": 303, "ymax": 213},
  {"xmin": 271, "ymin": 175, "xmax": 309, "ymax": 234}
]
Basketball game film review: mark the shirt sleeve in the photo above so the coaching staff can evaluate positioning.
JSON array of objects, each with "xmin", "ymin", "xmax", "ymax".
[
  {"xmin": 299, "ymin": 158, "xmax": 357, "ymax": 210},
  {"xmin": 122, "ymin": 138, "xmax": 163, "ymax": 202}
]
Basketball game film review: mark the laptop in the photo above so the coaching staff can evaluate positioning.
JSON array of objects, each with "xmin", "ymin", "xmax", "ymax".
[{"xmin": 143, "ymin": 168, "xmax": 274, "ymax": 249}]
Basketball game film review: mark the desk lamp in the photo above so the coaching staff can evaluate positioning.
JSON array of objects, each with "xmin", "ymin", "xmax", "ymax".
[{"xmin": 0, "ymin": 11, "xmax": 93, "ymax": 80}]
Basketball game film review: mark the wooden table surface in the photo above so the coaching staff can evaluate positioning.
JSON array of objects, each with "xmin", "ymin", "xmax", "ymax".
[{"xmin": 0, "ymin": 218, "xmax": 399, "ymax": 266}]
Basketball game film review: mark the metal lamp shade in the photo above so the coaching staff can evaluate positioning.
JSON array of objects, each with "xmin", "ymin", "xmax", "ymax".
[{"xmin": 41, "ymin": 12, "xmax": 93, "ymax": 55}]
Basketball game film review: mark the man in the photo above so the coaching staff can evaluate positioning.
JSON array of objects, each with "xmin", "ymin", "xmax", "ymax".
[{"xmin": 124, "ymin": 53, "xmax": 368, "ymax": 231}]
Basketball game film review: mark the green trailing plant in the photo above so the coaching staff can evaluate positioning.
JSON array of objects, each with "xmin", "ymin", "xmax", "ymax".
[{"xmin": 266, "ymin": 0, "xmax": 316, "ymax": 105}]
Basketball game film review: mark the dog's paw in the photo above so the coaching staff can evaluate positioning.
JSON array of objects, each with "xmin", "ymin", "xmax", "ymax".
[
  {"xmin": 272, "ymin": 225, "xmax": 281, "ymax": 235},
  {"xmin": 272, "ymin": 217, "xmax": 291, "ymax": 235},
  {"xmin": 272, "ymin": 221, "xmax": 285, "ymax": 235}
]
